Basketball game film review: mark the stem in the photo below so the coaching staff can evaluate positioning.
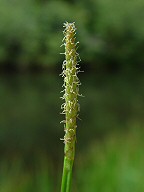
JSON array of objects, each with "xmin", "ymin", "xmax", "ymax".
[
  {"xmin": 60, "ymin": 22, "xmax": 81, "ymax": 192},
  {"xmin": 61, "ymin": 157, "xmax": 73, "ymax": 192}
]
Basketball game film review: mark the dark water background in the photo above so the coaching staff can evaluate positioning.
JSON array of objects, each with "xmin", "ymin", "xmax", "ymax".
[{"xmin": 0, "ymin": 72, "xmax": 144, "ymax": 156}]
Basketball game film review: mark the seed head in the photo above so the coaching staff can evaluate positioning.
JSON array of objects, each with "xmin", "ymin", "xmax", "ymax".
[{"xmin": 60, "ymin": 22, "xmax": 82, "ymax": 160}]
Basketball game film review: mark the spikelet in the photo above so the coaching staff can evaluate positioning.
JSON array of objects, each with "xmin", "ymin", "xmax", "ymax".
[{"xmin": 60, "ymin": 22, "xmax": 81, "ymax": 160}]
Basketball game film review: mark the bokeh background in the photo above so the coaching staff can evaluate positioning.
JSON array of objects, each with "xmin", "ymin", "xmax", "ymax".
[{"xmin": 0, "ymin": 0, "xmax": 144, "ymax": 191}]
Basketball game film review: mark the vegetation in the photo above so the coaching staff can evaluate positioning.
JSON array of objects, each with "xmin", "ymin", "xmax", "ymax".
[
  {"xmin": 0, "ymin": 0, "xmax": 144, "ymax": 70},
  {"xmin": 60, "ymin": 22, "xmax": 81, "ymax": 192},
  {"xmin": 0, "ymin": 0, "xmax": 144, "ymax": 191},
  {"xmin": 0, "ymin": 73, "xmax": 144, "ymax": 191},
  {"xmin": 0, "ymin": 128, "xmax": 144, "ymax": 192},
  {"xmin": 75, "ymin": 127, "xmax": 144, "ymax": 192}
]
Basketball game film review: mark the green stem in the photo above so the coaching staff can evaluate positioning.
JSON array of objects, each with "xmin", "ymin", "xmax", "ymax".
[{"xmin": 61, "ymin": 157, "xmax": 73, "ymax": 192}]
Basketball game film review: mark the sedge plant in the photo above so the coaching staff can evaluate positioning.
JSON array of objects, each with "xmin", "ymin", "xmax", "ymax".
[{"xmin": 60, "ymin": 22, "xmax": 82, "ymax": 192}]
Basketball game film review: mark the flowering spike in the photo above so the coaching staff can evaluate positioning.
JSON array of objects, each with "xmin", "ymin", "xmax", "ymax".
[
  {"xmin": 61, "ymin": 22, "xmax": 81, "ymax": 159},
  {"xmin": 60, "ymin": 22, "xmax": 81, "ymax": 192}
]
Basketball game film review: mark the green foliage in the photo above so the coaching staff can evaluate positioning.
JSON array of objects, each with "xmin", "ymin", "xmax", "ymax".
[
  {"xmin": 0, "ymin": 155, "xmax": 54, "ymax": 192},
  {"xmin": 75, "ymin": 128, "xmax": 144, "ymax": 192},
  {"xmin": 0, "ymin": 72, "xmax": 144, "ymax": 191},
  {"xmin": 0, "ymin": 128, "xmax": 144, "ymax": 192},
  {"xmin": 0, "ymin": 0, "xmax": 144, "ymax": 69}
]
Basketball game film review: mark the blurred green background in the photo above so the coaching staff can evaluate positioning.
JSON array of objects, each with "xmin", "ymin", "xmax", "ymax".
[{"xmin": 0, "ymin": 0, "xmax": 144, "ymax": 191}]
